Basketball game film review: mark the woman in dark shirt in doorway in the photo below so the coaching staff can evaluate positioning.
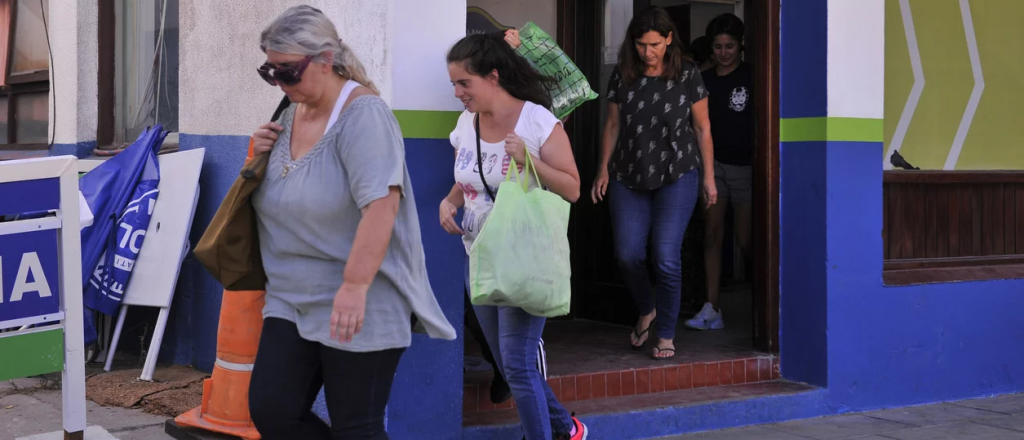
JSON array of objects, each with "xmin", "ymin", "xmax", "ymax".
[
  {"xmin": 685, "ymin": 13, "xmax": 754, "ymax": 332},
  {"xmin": 591, "ymin": 7, "xmax": 717, "ymax": 360}
]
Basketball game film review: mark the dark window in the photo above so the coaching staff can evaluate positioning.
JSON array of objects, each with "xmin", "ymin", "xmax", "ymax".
[{"xmin": 0, "ymin": 0, "xmax": 50, "ymax": 149}]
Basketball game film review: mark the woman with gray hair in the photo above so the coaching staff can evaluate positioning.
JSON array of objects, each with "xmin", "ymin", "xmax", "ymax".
[{"xmin": 247, "ymin": 5, "xmax": 456, "ymax": 439}]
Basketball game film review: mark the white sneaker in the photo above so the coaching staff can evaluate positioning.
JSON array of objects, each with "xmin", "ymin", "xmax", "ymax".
[{"xmin": 684, "ymin": 302, "xmax": 725, "ymax": 330}]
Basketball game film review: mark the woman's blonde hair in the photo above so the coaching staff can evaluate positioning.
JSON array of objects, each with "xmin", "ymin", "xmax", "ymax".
[{"xmin": 260, "ymin": 5, "xmax": 379, "ymax": 94}]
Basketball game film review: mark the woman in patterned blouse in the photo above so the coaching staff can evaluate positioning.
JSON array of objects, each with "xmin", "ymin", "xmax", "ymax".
[{"xmin": 591, "ymin": 7, "xmax": 717, "ymax": 360}]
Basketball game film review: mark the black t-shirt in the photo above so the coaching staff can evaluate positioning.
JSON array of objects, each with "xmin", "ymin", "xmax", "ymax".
[
  {"xmin": 702, "ymin": 62, "xmax": 754, "ymax": 166},
  {"xmin": 606, "ymin": 62, "xmax": 709, "ymax": 190}
]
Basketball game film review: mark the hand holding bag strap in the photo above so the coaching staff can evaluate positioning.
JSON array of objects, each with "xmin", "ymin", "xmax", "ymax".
[
  {"xmin": 504, "ymin": 153, "xmax": 541, "ymax": 192},
  {"xmin": 475, "ymin": 114, "xmax": 497, "ymax": 201},
  {"xmin": 241, "ymin": 95, "xmax": 293, "ymax": 179}
]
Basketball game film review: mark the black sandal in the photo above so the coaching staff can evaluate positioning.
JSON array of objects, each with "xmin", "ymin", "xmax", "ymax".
[
  {"xmin": 630, "ymin": 319, "xmax": 654, "ymax": 350},
  {"xmin": 651, "ymin": 346, "xmax": 676, "ymax": 360}
]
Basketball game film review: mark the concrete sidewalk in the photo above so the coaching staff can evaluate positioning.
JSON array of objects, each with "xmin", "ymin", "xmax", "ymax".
[
  {"xmin": 663, "ymin": 392, "xmax": 1024, "ymax": 439},
  {"xmin": 1, "ymin": 377, "xmax": 173, "ymax": 440},
  {"xmin": 5, "ymin": 374, "xmax": 1024, "ymax": 439}
]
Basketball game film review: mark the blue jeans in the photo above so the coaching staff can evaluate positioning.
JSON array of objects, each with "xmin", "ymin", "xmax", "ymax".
[
  {"xmin": 465, "ymin": 260, "xmax": 572, "ymax": 440},
  {"xmin": 607, "ymin": 171, "xmax": 700, "ymax": 340}
]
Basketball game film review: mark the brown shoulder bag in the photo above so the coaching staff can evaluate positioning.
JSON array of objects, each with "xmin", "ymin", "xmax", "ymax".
[{"xmin": 194, "ymin": 97, "xmax": 290, "ymax": 291}]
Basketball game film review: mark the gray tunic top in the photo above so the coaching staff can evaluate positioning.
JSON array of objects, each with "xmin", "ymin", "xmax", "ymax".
[{"xmin": 252, "ymin": 95, "xmax": 457, "ymax": 352}]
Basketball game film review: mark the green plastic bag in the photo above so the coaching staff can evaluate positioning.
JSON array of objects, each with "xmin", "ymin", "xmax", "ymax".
[
  {"xmin": 469, "ymin": 154, "xmax": 572, "ymax": 317},
  {"xmin": 515, "ymin": 21, "xmax": 598, "ymax": 120}
]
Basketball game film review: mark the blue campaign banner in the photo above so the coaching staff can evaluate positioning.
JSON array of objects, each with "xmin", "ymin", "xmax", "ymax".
[
  {"xmin": 0, "ymin": 229, "xmax": 61, "ymax": 325},
  {"xmin": 0, "ymin": 178, "xmax": 60, "ymax": 217}
]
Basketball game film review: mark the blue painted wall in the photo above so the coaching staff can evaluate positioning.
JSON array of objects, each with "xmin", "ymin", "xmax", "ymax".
[
  {"xmin": 822, "ymin": 140, "xmax": 1024, "ymax": 411},
  {"xmin": 777, "ymin": 0, "xmax": 829, "ymax": 389},
  {"xmin": 0, "ymin": 141, "xmax": 94, "ymax": 161},
  {"xmin": 779, "ymin": 0, "xmax": 826, "ymax": 119},
  {"xmin": 779, "ymin": 141, "xmax": 828, "ymax": 387},
  {"xmin": 771, "ymin": 0, "xmax": 1024, "ymax": 434},
  {"xmin": 50, "ymin": 141, "xmax": 98, "ymax": 159},
  {"xmin": 383, "ymin": 137, "xmax": 465, "ymax": 439},
  {"xmin": 163, "ymin": 134, "xmax": 251, "ymax": 371}
]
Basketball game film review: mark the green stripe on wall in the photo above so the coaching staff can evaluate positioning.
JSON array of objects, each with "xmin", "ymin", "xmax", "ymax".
[
  {"xmin": 0, "ymin": 328, "xmax": 64, "ymax": 381},
  {"xmin": 393, "ymin": 110, "xmax": 461, "ymax": 140},
  {"xmin": 780, "ymin": 117, "xmax": 884, "ymax": 143},
  {"xmin": 395, "ymin": 111, "xmax": 882, "ymax": 143}
]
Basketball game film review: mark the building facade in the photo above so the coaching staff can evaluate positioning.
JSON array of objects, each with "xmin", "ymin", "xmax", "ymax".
[{"xmin": 2, "ymin": 0, "xmax": 1023, "ymax": 438}]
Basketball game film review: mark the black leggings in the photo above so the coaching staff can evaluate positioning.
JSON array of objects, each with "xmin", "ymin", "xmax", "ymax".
[{"xmin": 248, "ymin": 318, "xmax": 405, "ymax": 440}]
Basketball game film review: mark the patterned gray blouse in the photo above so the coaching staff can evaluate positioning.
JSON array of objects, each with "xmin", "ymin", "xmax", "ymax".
[{"xmin": 606, "ymin": 61, "xmax": 709, "ymax": 190}]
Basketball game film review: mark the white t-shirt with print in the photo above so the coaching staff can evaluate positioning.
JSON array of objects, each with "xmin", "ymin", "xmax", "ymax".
[{"xmin": 449, "ymin": 101, "xmax": 561, "ymax": 254}]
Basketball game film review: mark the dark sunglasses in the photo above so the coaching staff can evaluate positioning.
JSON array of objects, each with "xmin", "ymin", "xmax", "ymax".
[{"xmin": 258, "ymin": 56, "xmax": 315, "ymax": 86}]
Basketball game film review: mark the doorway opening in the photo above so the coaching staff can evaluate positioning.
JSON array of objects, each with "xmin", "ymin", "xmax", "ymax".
[{"xmin": 462, "ymin": 0, "xmax": 781, "ymax": 424}]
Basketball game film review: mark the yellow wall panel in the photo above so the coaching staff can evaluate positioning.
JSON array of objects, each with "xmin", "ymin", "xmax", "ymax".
[{"xmin": 884, "ymin": 0, "xmax": 1024, "ymax": 169}]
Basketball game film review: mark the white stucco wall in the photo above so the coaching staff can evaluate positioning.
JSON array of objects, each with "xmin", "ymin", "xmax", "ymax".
[
  {"xmin": 390, "ymin": 0, "xmax": 465, "ymax": 112},
  {"xmin": 48, "ymin": 0, "xmax": 98, "ymax": 144},
  {"xmin": 178, "ymin": 1, "xmax": 391, "ymax": 136},
  {"xmin": 827, "ymin": 0, "xmax": 884, "ymax": 119}
]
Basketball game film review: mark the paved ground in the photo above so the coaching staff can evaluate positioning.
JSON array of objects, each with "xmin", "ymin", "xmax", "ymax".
[
  {"xmin": 663, "ymin": 392, "xmax": 1024, "ymax": 440},
  {"xmin": 1, "ymin": 377, "xmax": 174, "ymax": 440},
  {"xmin": 4, "ymin": 375, "xmax": 1024, "ymax": 439}
]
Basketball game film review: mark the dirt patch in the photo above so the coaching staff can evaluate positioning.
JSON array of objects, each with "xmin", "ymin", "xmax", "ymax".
[
  {"xmin": 141, "ymin": 380, "xmax": 205, "ymax": 416},
  {"xmin": 86, "ymin": 366, "xmax": 207, "ymax": 417}
]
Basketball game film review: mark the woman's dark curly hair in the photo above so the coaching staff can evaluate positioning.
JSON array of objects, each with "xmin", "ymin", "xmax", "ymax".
[
  {"xmin": 689, "ymin": 36, "xmax": 713, "ymax": 65},
  {"xmin": 706, "ymin": 13, "xmax": 745, "ymax": 45},
  {"xmin": 446, "ymin": 32, "xmax": 557, "ymax": 109}
]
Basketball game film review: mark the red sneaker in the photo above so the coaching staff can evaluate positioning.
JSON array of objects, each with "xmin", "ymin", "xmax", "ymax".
[
  {"xmin": 569, "ymin": 414, "xmax": 588, "ymax": 440},
  {"xmin": 553, "ymin": 414, "xmax": 588, "ymax": 440}
]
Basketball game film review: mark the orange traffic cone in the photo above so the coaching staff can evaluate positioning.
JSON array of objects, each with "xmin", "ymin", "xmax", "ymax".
[
  {"xmin": 246, "ymin": 137, "xmax": 257, "ymax": 160},
  {"xmin": 174, "ymin": 289, "xmax": 264, "ymax": 439}
]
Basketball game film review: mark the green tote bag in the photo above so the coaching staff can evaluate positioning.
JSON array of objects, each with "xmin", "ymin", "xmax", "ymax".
[
  {"xmin": 469, "ymin": 153, "xmax": 572, "ymax": 317},
  {"xmin": 515, "ymin": 21, "xmax": 599, "ymax": 120}
]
